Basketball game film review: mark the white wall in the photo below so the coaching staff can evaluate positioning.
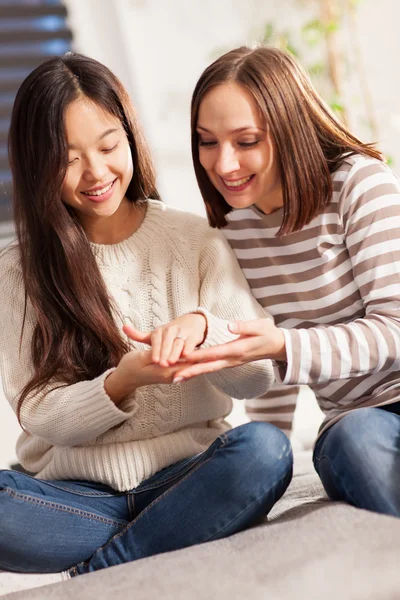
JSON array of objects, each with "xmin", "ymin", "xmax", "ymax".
[{"xmin": 0, "ymin": 387, "xmax": 20, "ymax": 468}]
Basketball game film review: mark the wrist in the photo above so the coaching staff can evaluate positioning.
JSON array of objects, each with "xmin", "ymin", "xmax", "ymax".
[
  {"xmin": 190, "ymin": 312, "xmax": 208, "ymax": 345},
  {"xmin": 104, "ymin": 369, "xmax": 136, "ymax": 405},
  {"xmin": 273, "ymin": 328, "xmax": 287, "ymax": 361}
]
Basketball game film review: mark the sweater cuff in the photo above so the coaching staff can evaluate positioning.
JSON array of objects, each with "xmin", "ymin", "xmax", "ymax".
[
  {"xmin": 45, "ymin": 369, "xmax": 138, "ymax": 446},
  {"xmin": 209, "ymin": 359, "xmax": 274, "ymax": 400},
  {"xmin": 195, "ymin": 307, "xmax": 240, "ymax": 348},
  {"xmin": 84, "ymin": 368, "xmax": 138, "ymax": 427},
  {"xmin": 273, "ymin": 329, "xmax": 293, "ymax": 384}
]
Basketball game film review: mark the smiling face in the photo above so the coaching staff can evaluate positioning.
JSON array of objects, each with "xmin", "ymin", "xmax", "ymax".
[
  {"xmin": 61, "ymin": 97, "xmax": 134, "ymax": 232},
  {"xmin": 197, "ymin": 82, "xmax": 283, "ymax": 214}
]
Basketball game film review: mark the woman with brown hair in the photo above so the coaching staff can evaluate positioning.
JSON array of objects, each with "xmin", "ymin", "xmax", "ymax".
[
  {"xmin": 0, "ymin": 52, "xmax": 293, "ymax": 591},
  {"xmin": 176, "ymin": 45, "xmax": 400, "ymax": 517}
]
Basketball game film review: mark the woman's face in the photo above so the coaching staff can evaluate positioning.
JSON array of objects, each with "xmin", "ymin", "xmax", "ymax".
[
  {"xmin": 197, "ymin": 82, "xmax": 282, "ymax": 214},
  {"xmin": 61, "ymin": 98, "xmax": 133, "ymax": 226}
]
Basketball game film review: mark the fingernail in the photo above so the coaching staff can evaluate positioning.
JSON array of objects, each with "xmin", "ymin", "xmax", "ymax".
[
  {"xmin": 173, "ymin": 377, "xmax": 184, "ymax": 384},
  {"xmin": 228, "ymin": 322, "xmax": 237, "ymax": 332}
]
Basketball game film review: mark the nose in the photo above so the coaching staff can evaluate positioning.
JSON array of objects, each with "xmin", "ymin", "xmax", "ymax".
[
  {"xmin": 82, "ymin": 155, "xmax": 108, "ymax": 182},
  {"xmin": 215, "ymin": 145, "xmax": 240, "ymax": 176}
]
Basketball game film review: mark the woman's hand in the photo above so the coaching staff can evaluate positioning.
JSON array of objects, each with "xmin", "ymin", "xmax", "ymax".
[
  {"xmin": 122, "ymin": 313, "xmax": 207, "ymax": 367},
  {"xmin": 105, "ymin": 347, "xmax": 190, "ymax": 404},
  {"xmin": 172, "ymin": 319, "xmax": 286, "ymax": 382}
]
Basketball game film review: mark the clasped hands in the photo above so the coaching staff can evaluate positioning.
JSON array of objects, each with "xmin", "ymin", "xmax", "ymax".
[{"xmin": 105, "ymin": 313, "xmax": 285, "ymax": 403}]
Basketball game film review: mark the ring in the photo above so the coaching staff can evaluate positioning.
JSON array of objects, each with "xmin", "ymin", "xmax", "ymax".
[{"xmin": 175, "ymin": 334, "xmax": 187, "ymax": 341}]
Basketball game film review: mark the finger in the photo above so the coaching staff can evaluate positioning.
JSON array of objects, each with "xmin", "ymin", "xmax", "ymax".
[
  {"xmin": 181, "ymin": 337, "xmax": 197, "ymax": 358},
  {"xmin": 123, "ymin": 324, "xmax": 151, "ymax": 344},
  {"xmin": 185, "ymin": 341, "xmax": 241, "ymax": 363},
  {"xmin": 167, "ymin": 337, "xmax": 186, "ymax": 365},
  {"xmin": 140, "ymin": 361, "xmax": 185, "ymax": 387},
  {"xmin": 159, "ymin": 328, "xmax": 180, "ymax": 367},
  {"xmin": 228, "ymin": 319, "xmax": 264, "ymax": 336},
  {"xmin": 173, "ymin": 359, "xmax": 231, "ymax": 382},
  {"xmin": 151, "ymin": 328, "xmax": 163, "ymax": 364}
]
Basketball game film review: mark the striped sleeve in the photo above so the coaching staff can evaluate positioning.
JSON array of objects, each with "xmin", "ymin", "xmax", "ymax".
[
  {"xmin": 278, "ymin": 160, "xmax": 400, "ymax": 385},
  {"xmin": 245, "ymin": 383, "xmax": 300, "ymax": 437}
]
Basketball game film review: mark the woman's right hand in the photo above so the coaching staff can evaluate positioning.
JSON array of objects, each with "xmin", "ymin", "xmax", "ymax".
[
  {"xmin": 104, "ymin": 348, "xmax": 188, "ymax": 405},
  {"xmin": 172, "ymin": 319, "xmax": 286, "ymax": 383}
]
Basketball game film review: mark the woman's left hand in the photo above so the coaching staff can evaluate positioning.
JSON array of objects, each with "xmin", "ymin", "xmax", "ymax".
[
  {"xmin": 123, "ymin": 312, "xmax": 207, "ymax": 367},
  {"xmin": 171, "ymin": 318, "xmax": 286, "ymax": 382}
]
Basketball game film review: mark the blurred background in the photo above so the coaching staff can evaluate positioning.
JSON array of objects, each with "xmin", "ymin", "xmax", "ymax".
[{"xmin": 0, "ymin": 0, "xmax": 399, "ymax": 466}]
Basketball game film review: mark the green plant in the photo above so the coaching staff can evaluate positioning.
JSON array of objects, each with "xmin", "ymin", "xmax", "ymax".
[{"xmin": 259, "ymin": 0, "xmax": 384, "ymax": 151}]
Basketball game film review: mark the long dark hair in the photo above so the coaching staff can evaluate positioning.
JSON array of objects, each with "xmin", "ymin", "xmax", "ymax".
[
  {"xmin": 191, "ymin": 46, "xmax": 382, "ymax": 234},
  {"xmin": 8, "ymin": 53, "xmax": 160, "ymax": 420}
]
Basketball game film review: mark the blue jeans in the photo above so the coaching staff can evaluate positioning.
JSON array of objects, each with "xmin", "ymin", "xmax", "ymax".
[
  {"xmin": 313, "ymin": 401, "xmax": 400, "ymax": 517},
  {"xmin": 0, "ymin": 422, "xmax": 292, "ymax": 575}
]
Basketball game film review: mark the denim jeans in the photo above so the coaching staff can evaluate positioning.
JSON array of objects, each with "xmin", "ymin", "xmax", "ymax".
[
  {"xmin": 313, "ymin": 401, "xmax": 400, "ymax": 517},
  {"xmin": 0, "ymin": 422, "xmax": 293, "ymax": 575}
]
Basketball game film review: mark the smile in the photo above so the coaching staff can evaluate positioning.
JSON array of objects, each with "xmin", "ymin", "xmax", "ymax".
[
  {"xmin": 81, "ymin": 179, "xmax": 116, "ymax": 197},
  {"xmin": 221, "ymin": 175, "xmax": 255, "ymax": 191}
]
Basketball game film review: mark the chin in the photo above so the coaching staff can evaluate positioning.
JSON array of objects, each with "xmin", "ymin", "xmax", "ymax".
[{"xmin": 223, "ymin": 196, "xmax": 255, "ymax": 210}]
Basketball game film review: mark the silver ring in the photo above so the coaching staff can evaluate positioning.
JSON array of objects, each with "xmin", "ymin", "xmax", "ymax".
[{"xmin": 175, "ymin": 334, "xmax": 187, "ymax": 341}]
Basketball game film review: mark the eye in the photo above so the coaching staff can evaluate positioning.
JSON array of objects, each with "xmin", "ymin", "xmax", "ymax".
[
  {"xmin": 68, "ymin": 157, "xmax": 78, "ymax": 166},
  {"xmin": 199, "ymin": 140, "xmax": 217, "ymax": 148},
  {"xmin": 102, "ymin": 143, "xmax": 118, "ymax": 153},
  {"xmin": 238, "ymin": 141, "xmax": 259, "ymax": 148}
]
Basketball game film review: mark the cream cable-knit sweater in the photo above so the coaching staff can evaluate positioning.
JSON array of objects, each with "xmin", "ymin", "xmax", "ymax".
[{"xmin": 0, "ymin": 200, "xmax": 274, "ymax": 491}]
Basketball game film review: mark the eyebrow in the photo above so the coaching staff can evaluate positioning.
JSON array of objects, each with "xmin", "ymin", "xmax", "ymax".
[
  {"xmin": 196, "ymin": 125, "xmax": 266, "ymax": 134},
  {"xmin": 68, "ymin": 128, "xmax": 119, "ymax": 150}
]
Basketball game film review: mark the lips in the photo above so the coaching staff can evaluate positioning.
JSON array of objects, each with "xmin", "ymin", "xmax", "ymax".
[
  {"xmin": 81, "ymin": 179, "xmax": 116, "ymax": 196},
  {"xmin": 220, "ymin": 174, "xmax": 255, "ymax": 192},
  {"xmin": 80, "ymin": 179, "xmax": 117, "ymax": 203}
]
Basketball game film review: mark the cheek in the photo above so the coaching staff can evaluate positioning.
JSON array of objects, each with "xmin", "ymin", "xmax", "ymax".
[
  {"xmin": 120, "ymin": 145, "xmax": 134, "ymax": 181},
  {"xmin": 249, "ymin": 150, "xmax": 270, "ymax": 174}
]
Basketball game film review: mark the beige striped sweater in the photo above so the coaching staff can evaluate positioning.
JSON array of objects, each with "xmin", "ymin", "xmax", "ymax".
[{"xmin": 223, "ymin": 154, "xmax": 400, "ymax": 438}]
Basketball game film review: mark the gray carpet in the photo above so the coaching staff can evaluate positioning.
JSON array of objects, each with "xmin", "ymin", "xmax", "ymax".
[{"xmin": 5, "ymin": 452, "xmax": 400, "ymax": 600}]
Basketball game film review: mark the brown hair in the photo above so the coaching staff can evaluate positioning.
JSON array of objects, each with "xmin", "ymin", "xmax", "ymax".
[
  {"xmin": 8, "ymin": 53, "xmax": 160, "ymax": 421},
  {"xmin": 191, "ymin": 46, "xmax": 382, "ymax": 234}
]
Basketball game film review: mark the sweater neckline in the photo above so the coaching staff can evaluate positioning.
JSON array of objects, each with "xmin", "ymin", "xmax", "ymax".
[
  {"xmin": 249, "ymin": 203, "xmax": 284, "ymax": 229},
  {"xmin": 90, "ymin": 199, "xmax": 165, "ymax": 265}
]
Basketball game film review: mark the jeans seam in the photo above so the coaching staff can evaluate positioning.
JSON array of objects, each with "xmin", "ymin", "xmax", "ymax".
[
  {"xmin": 0, "ymin": 470, "xmax": 118, "ymax": 498},
  {"xmin": 70, "ymin": 441, "xmax": 225, "ymax": 575},
  {"xmin": 0, "ymin": 488, "xmax": 126, "ymax": 528},
  {"xmin": 316, "ymin": 455, "xmax": 358, "ymax": 506},
  {"xmin": 134, "ymin": 453, "xmax": 206, "ymax": 493},
  {"xmin": 46, "ymin": 486, "xmax": 119, "ymax": 498},
  {"xmin": 134, "ymin": 437, "xmax": 226, "ymax": 493}
]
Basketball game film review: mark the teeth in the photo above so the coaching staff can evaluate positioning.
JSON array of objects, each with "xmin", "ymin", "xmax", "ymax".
[
  {"xmin": 223, "ymin": 176, "xmax": 252, "ymax": 188},
  {"xmin": 83, "ymin": 181, "xmax": 114, "ymax": 196}
]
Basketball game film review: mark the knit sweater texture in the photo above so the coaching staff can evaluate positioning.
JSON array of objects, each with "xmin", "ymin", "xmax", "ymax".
[{"xmin": 0, "ymin": 200, "xmax": 274, "ymax": 491}]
